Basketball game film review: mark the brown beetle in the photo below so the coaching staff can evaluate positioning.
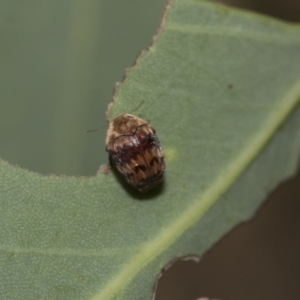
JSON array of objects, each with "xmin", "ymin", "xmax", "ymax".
[{"xmin": 106, "ymin": 114, "xmax": 165, "ymax": 192}]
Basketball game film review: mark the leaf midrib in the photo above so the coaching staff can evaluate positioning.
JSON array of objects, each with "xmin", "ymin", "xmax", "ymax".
[{"xmin": 166, "ymin": 23, "xmax": 300, "ymax": 44}]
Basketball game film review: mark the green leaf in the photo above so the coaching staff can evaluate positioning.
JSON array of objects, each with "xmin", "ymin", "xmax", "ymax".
[{"xmin": 1, "ymin": 0, "xmax": 300, "ymax": 299}]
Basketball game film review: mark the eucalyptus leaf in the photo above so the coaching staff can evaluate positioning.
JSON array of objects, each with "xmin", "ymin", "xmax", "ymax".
[{"xmin": 1, "ymin": 0, "xmax": 300, "ymax": 299}]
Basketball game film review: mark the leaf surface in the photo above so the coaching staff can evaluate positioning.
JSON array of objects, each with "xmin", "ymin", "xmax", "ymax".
[{"xmin": 1, "ymin": 0, "xmax": 300, "ymax": 299}]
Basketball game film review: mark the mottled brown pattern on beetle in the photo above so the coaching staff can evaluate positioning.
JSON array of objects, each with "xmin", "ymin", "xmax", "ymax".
[
  {"xmin": 106, "ymin": 114, "xmax": 165, "ymax": 192},
  {"xmin": 105, "ymin": 114, "xmax": 147, "ymax": 145}
]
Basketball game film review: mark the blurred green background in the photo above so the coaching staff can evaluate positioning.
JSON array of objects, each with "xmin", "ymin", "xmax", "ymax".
[{"xmin": 0, "ymin": 0, "xmax": 166, "ymax": 176}]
